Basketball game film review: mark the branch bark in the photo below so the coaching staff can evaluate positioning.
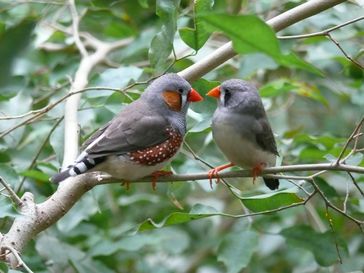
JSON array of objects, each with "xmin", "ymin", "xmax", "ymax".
[{"xmin": 0, "ymin": 0, "xmax": 352, "ymax": 267}]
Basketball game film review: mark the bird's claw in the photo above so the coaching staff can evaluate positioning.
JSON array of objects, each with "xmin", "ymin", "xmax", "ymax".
[
  {"xmin": 150, "ymin": 170, "xmax": 173, "ymax": 190},
  {"xmin": 251, "ymin": 162, "xmax": 266, "ymax": 184},
  {"xmin": 207, "ymin": 168, "xmax": 221, "ymax": 189}
]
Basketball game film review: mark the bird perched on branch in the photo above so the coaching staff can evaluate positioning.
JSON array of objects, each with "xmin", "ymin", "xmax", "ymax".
[
  {"xmin": 207, "ymin": 79, "xmax": 279, "ymax": 190},
  {"xmin": 51, "ymin": 73, "xmax": 203, "ymax": 188}
]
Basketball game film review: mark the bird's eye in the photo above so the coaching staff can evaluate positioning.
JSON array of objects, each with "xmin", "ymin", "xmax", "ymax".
[
  {"xmin": 224, "ymin": 88, "xmax": 231, "ymax": 105},
  {"xmin": 178, "ymin": 88, "xmax": 184, "ymax": 93}
]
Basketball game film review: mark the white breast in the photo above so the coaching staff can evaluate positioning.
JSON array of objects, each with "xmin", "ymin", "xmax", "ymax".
[
  {"xmin": 213, "ymin": 122, "xmax": 276, "ymax": 168},
  {"xmin": 92, "ymin": 155, "xmax": 173, "ymax": 181}
]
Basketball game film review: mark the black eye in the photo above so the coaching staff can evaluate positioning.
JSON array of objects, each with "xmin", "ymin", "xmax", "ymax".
[
  {"xmin": 178, "ymin": 88, "xmax": 184, "ymax": 93},
  {"xmin": 224, "ymin": 89, "xmax": 231, "ymax": 104}
]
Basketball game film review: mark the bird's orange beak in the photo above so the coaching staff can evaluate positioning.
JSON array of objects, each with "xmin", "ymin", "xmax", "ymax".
[
  {"xmin": 206, "ymin": 86, "xmax": 221, "ymax": 98},
  {"xmin": 187, "ymin": 88, "xmax": 203, "ymax": 102}
]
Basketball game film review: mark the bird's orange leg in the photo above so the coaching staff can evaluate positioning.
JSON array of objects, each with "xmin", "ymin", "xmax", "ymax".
[
  {"xmin": 150, "ymin": 170, "xmax": 173, "ymax": 190},
  {"xmin": 208, "ymin": 163, "xmax": 235, "ymax": 189},
  {"xmin": 251, "ymin": 162, "xmax": 267, "ymax": 184}
]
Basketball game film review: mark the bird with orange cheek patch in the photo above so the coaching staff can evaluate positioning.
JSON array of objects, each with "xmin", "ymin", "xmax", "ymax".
[
  {"xmin": 51, "ymin": 73, "xmax": 203, "ymax": 189},
  {"xmin": 207, "ymin": 79, "xmax": 279, "ymax": 190}
]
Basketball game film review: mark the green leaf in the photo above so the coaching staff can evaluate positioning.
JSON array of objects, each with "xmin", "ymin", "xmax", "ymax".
[
  {"xmin": 281, "ymin": 225, "xmax": 348, "ymax": 266},
  {"xmin": 217, "ymin": 230, "xmax": 259, "ymax": 273},
  {"xmin": 314, "ymin": 177, "xmax": 339, "ymax": 198},
  {"xmin": 134, "ymin": 204, "xmax": 229, "ymax": 232},
  {"xmin": 179, "ymin": 0, "xmax": 213, "ymax": 50},
  {"xmin": 280, "ymin": 53, "xmax": 323, "ymax": 77},
  {"xmin": 200, "ymin": 14, "xmax": 322, "ymax": 75},
  {"xmin": 0, "ymin": 164, "xmax": 19, "ymax": 186},
  {"xmin": 71, "ymin": 259, "xmax": 114, "ymax": 273},
  {"xmin": 240, "ymin": 190, "xmax": 304, "ymax": 212},
  {"xmin": 88, "ymin": 66, "xmax": 143, "ymax": 98},
  {"xmin": 259, "ymin": 79, "xmax": 296, "ymax": 97},
  {"xmin": 20, "ymin": 169, "xmax": 49, "ymax": 182},
  {"xmin": 36, "ymin": 234, "xmax": 85, "ymax": 266},
  {"xmin": 149, "ymin": 0, "xmax": 181, "ymax": 70},
  {"xmin": 0, "ymin": 262, "xmax": 8, "ymax": 273},
  {"xmin": 201, "ymin": 14, "xmax": 280, "ymax": 56},
  {"xmin": 0, "ymin": 19, "xmax": 35, "ymax": 86},
  {"xmin": 138, "ymin": 0, "xmax": 149, "ymax": 8},
  {"xmin": 260, "ymin": 79, "xmax": 328, "ymax": 105},
  {"xmin": 149, "ymin": 31, "xmax": 174, "ymax": 70},
  {"xmin": 0, "ymin": 198, "xmax": 18, "ymax": 218},
  {"xmin": 91, "ymin": 228, "xmax": 189, "ymax": 256},
  {"xmin": 57, "ymin": 193, "xmax": 99, "ymax": 233}
]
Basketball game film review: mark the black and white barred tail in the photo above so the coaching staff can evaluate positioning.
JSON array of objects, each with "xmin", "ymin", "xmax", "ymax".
[{"xmin": 50, "ymin": 156, "xmax": 104, "ymax": 183}]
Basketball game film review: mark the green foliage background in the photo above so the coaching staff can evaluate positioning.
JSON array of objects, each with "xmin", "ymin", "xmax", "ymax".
[{"xmin": 0, "ymin": 0, "xmax": 363, "ymax": 272}]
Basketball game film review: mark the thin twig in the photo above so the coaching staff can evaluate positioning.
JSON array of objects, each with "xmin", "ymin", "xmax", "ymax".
[
  {"xmin": 16, "ymin": 118, "xmax": 64, "ymax": 194},
  {"xmin": 327, "ymin": 33, "xmax": 364, "ymax": 70},
  {"xmin": 324, "ymin": 205, "xmax": 343, "ymax": 264},
  {"xmin": 336, "ymin": 117, "xmax": 364, "ymax": 165},
  {"xmin": 0, "ymin": 177, "xmax": 22, "ymax": 207},
  {"xmin": 2, "ymin": 246, "xmax": 34, "ymax": 273},
  {"xmin": 310, "ymin": 177, "xmax": 364, "ymax": 230},
  {"xmin": 0, "ymin": 86, "xmax": 135, "ymax": 138},
  {"xmin": 286, "ymin": 179, "xmax": 312, "ymax": 196},
  {"xmin": 278, "ymin": 16, "xmax": 364, "ymax": 40},
  {"xmin": 347, "ymin": 171, "xmax": 364, "ymax": 197},
  {"xmin": 278, "ymin": 16, "xmax": 364, "ymax": 70},
  {"xmin": 343, "ymin": 179, "xmax": 349, "ymax": 213},
  {"xmin": 69, "ymin": 0, "xmax": 87, "ymax": 57}
]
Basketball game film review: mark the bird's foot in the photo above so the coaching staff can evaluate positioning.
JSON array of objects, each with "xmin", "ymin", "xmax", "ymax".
[
  {"xmin": 207, "ymin": 163, "xmax": 235, "ymax": 189},
  {"xmin": 251, "ymin": 162, "xmax": 267, "ymax": 184},
  {"xmin": 121, "ymin": 181, "xmax": 131, "ymax": 190},
  {"xmin": 150, "ymin": 170, "xmax": 173, "ymax": 190}
]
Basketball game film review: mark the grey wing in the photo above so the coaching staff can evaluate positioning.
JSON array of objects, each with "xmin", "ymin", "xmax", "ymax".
[
  {"xmin": 255, "ymin": 118, "xmax": 279, "ymax": 156},
  {"xmin": 81, "ymin": 122, "xmax": 110, "ymax": 150},
  {"xmin": 84, "ymin": 114, "xmax": 170, "ymax": 158}
]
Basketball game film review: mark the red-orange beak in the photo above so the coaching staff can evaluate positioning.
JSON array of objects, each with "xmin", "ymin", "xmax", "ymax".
[
  {"xmin": 187, "ymin": 88, "xmax": 203, "ymax": 102},
  {"xmin": 206, "ymin": 86, "xmax": 221, "ymax": 98}
]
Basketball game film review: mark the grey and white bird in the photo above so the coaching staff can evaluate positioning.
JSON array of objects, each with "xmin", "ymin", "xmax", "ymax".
[
  {"xmin": 51, "ymin": 73, "xmax": 203, "ymax": 187},
  {"xmin": 207, "ymin": 79, "xmax": 279, "ymax": 190}
]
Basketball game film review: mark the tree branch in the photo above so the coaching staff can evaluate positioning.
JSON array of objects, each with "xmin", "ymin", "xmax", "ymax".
[
  {"xmin": 0, "ymin": 176, "xmax": 22, "ymax": 207},
  {"xmin": 277, "ymin": 16, "xmax": 364, "ymax": 40}
]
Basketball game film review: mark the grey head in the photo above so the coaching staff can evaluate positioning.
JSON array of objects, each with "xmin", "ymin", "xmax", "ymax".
[
  {"xmin": 207, "ymin": 79, "xmax": 266, "ymax": 119},
  {"xmin": 141, "ymin": 73, "xmax": 202, "ymax": 134}
]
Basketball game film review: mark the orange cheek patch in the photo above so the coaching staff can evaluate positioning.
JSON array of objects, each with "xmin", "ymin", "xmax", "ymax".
[{"xmin": 163, "ymin": 91, "xmax": 182, "ymax": 112}]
